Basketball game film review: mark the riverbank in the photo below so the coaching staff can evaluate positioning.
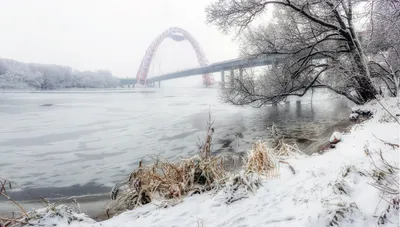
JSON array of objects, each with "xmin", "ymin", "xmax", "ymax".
[{"xmin": 3, "ymin": 97, "xmax": 398, "ymax": 227}]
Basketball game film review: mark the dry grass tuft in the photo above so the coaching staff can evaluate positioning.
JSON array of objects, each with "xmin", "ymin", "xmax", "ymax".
[
  {"xmin": 273, "ymin": 140, "xmax": 304, "ymax": 157},
  {"xmin": 106, "ymin": 114, "xmax": 226, "ymax": 216},
  {"xmin": 244, "ymin": 140, "xmax": 299, "ymax": 177},
  {"xmin": 0, "ymin": 179, "xmax": 29, "ymax": 227},
  {"xmin": 107, "ymin": 156, "xmax": 226, "ymax": 216},
  {"xmin": 244, "ymin": 141, "xmax": 278, "ymax": 177}
]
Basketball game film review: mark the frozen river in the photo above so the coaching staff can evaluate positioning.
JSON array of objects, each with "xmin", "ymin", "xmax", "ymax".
[{"xmin": 0, "ymin": 88, "xmax": 352, "ymax": 201}]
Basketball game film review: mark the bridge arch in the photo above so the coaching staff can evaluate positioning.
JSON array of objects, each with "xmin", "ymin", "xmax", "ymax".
[{"xmin": 136, "ymin": 27, "xmax": 214, "ymax": 86}]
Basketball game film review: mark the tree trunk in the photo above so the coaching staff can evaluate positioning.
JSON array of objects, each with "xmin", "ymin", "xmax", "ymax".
[
  {"xmin": 394, "ymin": 74, "xmax": 399, "ymax": 97},
  {"xmin": 354, "ymin": 76, "xmax": 377, "ymax": 102},
  {"xmin": 351, "ymin": 48, "xmax": 378, "ymax": 103}
]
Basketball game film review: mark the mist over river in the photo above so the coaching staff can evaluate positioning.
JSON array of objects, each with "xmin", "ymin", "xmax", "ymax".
[{"xmin": 0, "ymin": 88, "xmax": 352, "ymax": 200}]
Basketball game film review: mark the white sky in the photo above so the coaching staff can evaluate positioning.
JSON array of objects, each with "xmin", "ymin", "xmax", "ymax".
[{"xmin": 0, "ymin": 0, "xmax": 239, "ymax": 84}]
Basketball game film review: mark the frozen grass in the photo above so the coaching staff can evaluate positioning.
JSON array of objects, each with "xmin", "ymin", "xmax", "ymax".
[
  {"xmin": 107, "ymin": 136, "xmax": 302, "ymax": 217},
  {"xmin": 244, "ymin": 141, "xmax": 278, "ymax": 177},
  {"xmin": 106, "ymin": 116, "xmax": 303, "ymax": 217},
  {"xmin": 273, "ymin": 140, "xmax": 304, "ymax": 158},
  {"xmin": 0, "ymin": 179, "xmax": 30, "ymax": 226},
  {"xmin": 106, "ymin": 114, "xmax": 228, "ymax": 216},
  {"xmin": 106, "ymin": 156, "xmax": 227, "ymax": 216}
]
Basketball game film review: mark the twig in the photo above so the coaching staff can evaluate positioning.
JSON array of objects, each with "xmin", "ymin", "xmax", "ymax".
[
  {"xmin": 374, "ymin": 195, "xmax": 384, "ymax": 215},
  {"xmin": 373, "ymin": 134, "xmax": 400, "ymax": 149},
  {"xmin": 0, "ymin": 217, "xmax": 45, "ymax": 227},
  {"xmin": 279, "ymin": 160, "xmax": 296, "ymax": 174},
  {"xmin": 0, "ymin": 193, "xmax": 28, "ymax": 217},
  {"xmin": 376, "ymin": 99, "xmax": 400, "ymax": 124}
]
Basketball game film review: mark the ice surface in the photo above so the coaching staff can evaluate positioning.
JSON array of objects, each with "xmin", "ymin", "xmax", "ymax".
[{"xmin": 0, "ymin": 88, "xmax": 352, "ymax": 192}]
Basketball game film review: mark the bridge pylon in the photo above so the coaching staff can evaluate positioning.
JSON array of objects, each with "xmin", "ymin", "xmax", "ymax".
[{"xmin": 136, "ymin": 27, "xmax": 214, "ymax": 87}]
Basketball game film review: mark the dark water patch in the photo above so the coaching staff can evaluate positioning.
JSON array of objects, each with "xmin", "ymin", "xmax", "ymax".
[
  {"xmin": 39, "ymin": 104, "xmax": 53, "ymax": 107},
  {"xmin": 179, "ymin": 112, "xmax": 209, "ymax": 130},
  {"xmin": 214, "ymin": 147, "xmax": 236, "ymax": 155},
  {"xmin": 36, "ymin": 157, "xmax": 63, "ymax": 162},
  {"xmin": 27, "ymin": 146, "xmax": 99, "ymax": 158},
  {"xmin": 296, "ymin": 138, "xmax": 316, "ymax": 144},
  {"xmin": 0, "ymin": 129, "xmax": 104, "ymax": 147},
  {"xmin": 168, "ymin": 103, "xmax": 189, "ymax": 106},
  {"xmin": 0, "ymin": 182, "xmax": 111, "ymax": 201},
  {"xmin": 19, "ymin": 90, "xmax": 156, "ymax": 94},
  {"xmin": 159, "ymin": 130, "xmax": 199, "ymax": 141},
  {"xmin": 216, "ymin": 138, "xmax": 234, "ymax": 148},
  {"xmin": 79, "ymin": 120, "xmax": 111, "ymax": 128},
  {"xmin": 171, "ymin": 146, "xmax": 187, "ymax": 151},
  {"xmin": 0, "ymin": 163, "xmax": 11, "ymax": 167},
  {"xmin": 59, "ymin": 151, "xmax": 127, "ymax": 165}
]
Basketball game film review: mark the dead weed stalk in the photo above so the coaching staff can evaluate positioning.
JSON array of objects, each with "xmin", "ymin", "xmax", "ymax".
[
  {"xmin": 244, "ymin": 141, "xmax": 278, "ymax": 177},
  {"xmin": 107, "ymin": 113, "xmax": 226, "ymax": 216},
  {"xmin": 365, "ymin": 148, "xmax": 399, "ymax": 225},
  {"xmin": 107, "ymin": 117, "xmax": 303, "ymax": 216},
  {"xmin": 273, "ymin": 140, "xmax": 304, "ymax": 157}
]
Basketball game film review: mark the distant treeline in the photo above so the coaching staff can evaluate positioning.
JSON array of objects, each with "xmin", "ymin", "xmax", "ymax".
[{"xmin": 0, "ymin": 58, "xmax": 120, "ymax": 89}]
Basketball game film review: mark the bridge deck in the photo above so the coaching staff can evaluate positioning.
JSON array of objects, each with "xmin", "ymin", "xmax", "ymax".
[{"xmin": 120, "ymin": 54, "xmax": 288, "ymax": 85}]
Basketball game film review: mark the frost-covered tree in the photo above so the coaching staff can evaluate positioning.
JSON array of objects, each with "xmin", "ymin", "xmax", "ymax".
[
  {"xmin": 0, "ymin": 58, "xmax": 119, "ymax": 89},
  {"xmin": 206, "ymin": 0, "xmax": 385, "ymax": 105},
  {"xmin": 365, "ymin": 0, "xmax": 400, "ymax": 97}
]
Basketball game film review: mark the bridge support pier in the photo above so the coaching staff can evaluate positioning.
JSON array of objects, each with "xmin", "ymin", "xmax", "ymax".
[
  {"xmin": 221, "ymin": 71, "xmax": 225, "ymax": 87},
  {"xmin": 157, "ymin": 81, "xmax": 161, "ymax": 88},
  {"xmin": 239, "ymin": 68, "xmax": 243, "ymax": 80},
  {"xmin": 230, "ymin": 69, "xmax": 234, "ymax": 87}
]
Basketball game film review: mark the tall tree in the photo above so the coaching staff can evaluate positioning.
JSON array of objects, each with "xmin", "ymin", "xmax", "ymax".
[
  {"xmin": 206, "ymin": 0, "xmax": 381, "ymax": 105},
  {"xmin": 365, "ymin": 0, "xmax": 400, "ymax": 96}
]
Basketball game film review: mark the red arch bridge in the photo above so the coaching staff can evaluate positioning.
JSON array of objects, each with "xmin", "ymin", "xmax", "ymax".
[{"xmin": 120, "ymin": 27, "xmax": 289, "ymax": 87}]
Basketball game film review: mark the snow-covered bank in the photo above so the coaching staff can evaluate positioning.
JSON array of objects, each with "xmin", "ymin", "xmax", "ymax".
[{"xmin": 7, "ymin": 98, "xmax": 400, "ymax": 227}]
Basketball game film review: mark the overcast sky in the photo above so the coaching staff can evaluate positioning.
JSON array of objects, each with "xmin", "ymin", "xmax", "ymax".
[{"xmin": 0, "ymin": 0, "xmax": 239, "ymax": 84}]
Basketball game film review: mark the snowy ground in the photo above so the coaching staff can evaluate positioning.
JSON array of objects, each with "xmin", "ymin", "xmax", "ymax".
[{"xmin": 8, "ymin": 98, "xmax": 400, "ymax": 227}]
